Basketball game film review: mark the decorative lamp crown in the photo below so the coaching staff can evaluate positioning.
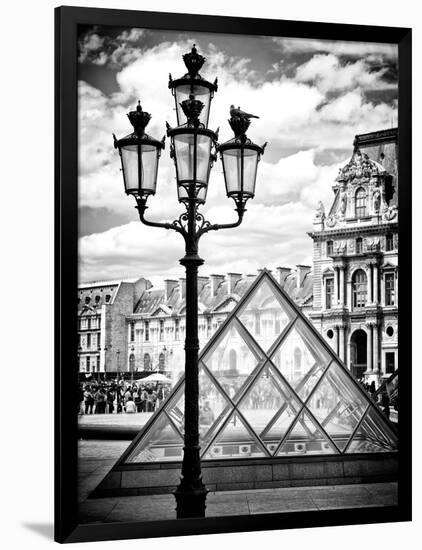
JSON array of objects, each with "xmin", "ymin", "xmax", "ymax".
[
  {"xmin": 182, "ymin": 44, "xmax": 205, "ymax": 77},
  {"xmin": 127, "ymin": 101, "xmax": 151, "ymax": 135},
  {"xmin": 229, "ymin": 115, "xmax": 251, "ymax": 140},
  {"xmin": 180, "ymin": 94, "xmax": 205, "ymax": 126}
]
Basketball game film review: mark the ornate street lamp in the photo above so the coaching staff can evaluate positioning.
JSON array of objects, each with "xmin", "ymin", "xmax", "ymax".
[
  {"xmin": 113, "ymin": 45, "xmax": 266, "ymax": 519},
  {"xmin": 169, "ymin": 44, "xmax": 218, "ymax": 128}
]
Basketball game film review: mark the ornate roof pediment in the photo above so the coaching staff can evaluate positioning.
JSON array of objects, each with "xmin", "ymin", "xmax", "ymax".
[{"xmin": 336, "ymin": 147, "xmax": 385, "ymax": 184}]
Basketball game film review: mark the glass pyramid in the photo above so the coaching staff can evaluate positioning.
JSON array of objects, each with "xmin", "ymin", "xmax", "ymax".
[{"xmin": 117, "ymin": 271, "xmax": 398, "ymax": 465}]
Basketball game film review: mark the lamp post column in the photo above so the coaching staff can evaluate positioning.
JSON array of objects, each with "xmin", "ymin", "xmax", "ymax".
[{"xmin": 174, "ymin": 204, "xmax": 207, "ymax": 518}]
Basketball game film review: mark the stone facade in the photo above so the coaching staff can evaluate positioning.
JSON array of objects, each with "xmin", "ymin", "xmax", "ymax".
[
  {"xmin": 78, "ymin": 277, "xmax": 151, "ymax": 374},
  {"xmin": 309, "ymin": 128, "xmax": 398, "ymax": 381}
]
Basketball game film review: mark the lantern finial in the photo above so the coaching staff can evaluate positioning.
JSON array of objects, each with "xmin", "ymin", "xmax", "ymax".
[
  {"xmin": 127, "ymin": 101, "xmax": 151, "ymax": 135},
  {"xmin": 182, "ymin": 44, "xmax": 205, "ymax": 77}
]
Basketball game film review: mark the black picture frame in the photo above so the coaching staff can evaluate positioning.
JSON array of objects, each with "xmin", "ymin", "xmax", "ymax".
[{"xmin": 55, "ymin": 5, "xmax": 412, "ymax": 543}]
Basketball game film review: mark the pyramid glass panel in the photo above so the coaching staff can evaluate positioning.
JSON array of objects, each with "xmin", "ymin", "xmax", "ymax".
[
  {"xmin": 346, "ymin": 407, "xmax": 398, "ymax": 453},
  {"xmin": 276, "ymin": 410, "xmax": 338, "ymax": 456},
  {"xmin": 166, "ymin": 368, "xmax": 231, "ymax": 448},
  {"xmin": 238, "ymin": 364, "xmax": 301, "ymax": 439},
  {"xmin": 114, "ymin": 272, "xmax": 398, "ymax": 466},
  {"xmin": 202, "ymin": 319, "xmax": 263, "ymax": 403},
  {"xmin": 237, "ymin": 278, "xmax": 295, "ymax": 352},
  {"xmin": 124, "ymin": 413, "xmax": 184, "ymax": 463},
  {"xmin": 271, "ymin": 318, "xmax": 331, "ymax": 394},
  {"xmin": 307, "ymin": 362, "xmax": 368, "ymax": 451},
  {"xmin": 202, "ymin": 412, "xmax": 267, "ymax": 459}
]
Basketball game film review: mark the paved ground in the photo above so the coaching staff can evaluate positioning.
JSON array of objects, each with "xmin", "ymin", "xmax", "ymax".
[{"xmin": 78, "ymin": 440, "xmax": 398, "ymax": 524}]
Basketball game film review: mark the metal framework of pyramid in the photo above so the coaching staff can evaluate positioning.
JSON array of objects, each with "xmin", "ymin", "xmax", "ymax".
[{"xmin": 115, "ymin": 270, "xmax": 397, "ymax": 466}]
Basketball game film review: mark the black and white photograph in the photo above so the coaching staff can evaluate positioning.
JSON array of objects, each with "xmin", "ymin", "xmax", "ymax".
[
  {"xmin": 48, "ymin": 4, "xmax": 413, "ymax": 542},
  {"xmin": 75, "ymin": 20, "xmax": 403, "ymax": 528}
]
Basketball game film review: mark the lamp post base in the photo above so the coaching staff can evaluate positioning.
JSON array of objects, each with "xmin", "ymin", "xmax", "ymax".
[{"xmin": 174, "ymin": 481, "xmax": 208, "ymax": 519}]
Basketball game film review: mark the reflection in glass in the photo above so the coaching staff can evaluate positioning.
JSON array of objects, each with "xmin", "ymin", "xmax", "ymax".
[
  {"xmin": 203, "ymin": 320, "xmax": 263, "ymax": 402},
  {"xmin": 346, "ymin": 407, "xmax": 398, "ymax": 453},
  {"xmin": 238, "ymin": 365, "xmax": 301, "ymax": 444},
  {"xmin": 271, "ymin": 318, "xmax": 330, "ymax": 392},
  {"xmin": 277, "ymin": 410, "xmax": 338, "ymax": 456},
  {"xmin": 125, "ymin": 414, "xmax": 183, "ymax": 463},
  {"xmin": 307, "ymin": 362, "xmax": 368, "ymax": 451},
  {"xmin": 237, "ymin": 279, "xmax": 294, "ymax": 352},
  {"xmin": 202, "ymin": 412, "xmax": 266, "ymax": 459}
]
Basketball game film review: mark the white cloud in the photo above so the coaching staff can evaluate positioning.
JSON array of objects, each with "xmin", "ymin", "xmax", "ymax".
[
  {"xmin": 295, "ymin": 54, "xmax": 396, "ymax": 94},
  {"xmin": 79, "ymin": 201, "xmax": 316, "ymax": 284},
  {"xmin": 78, "ymin": 37, "xmax": 397, "ymax": 282},
  {"xmin": 273, "ymin": 37, "xmax": 398, "ymax": 60}
]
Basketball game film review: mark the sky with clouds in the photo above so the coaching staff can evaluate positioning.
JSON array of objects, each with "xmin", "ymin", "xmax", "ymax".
[{"xmin": 78, "ymin": 26, "xmax": 398, "ymax": 287}]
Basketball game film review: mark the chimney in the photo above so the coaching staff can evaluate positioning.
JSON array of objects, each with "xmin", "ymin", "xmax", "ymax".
[
  {"xmin": 197, "ymin": 276, "xmax": 209, "ymax": 294},
  {"xmin": 276, "ymin": 267, "xmax": 291, "ymax": 286},
  {"xmin": 227, "ymin": 273, "xmax": 242, "ymax": 295},
  {"xmin": 164, "ymin": 279, "xmax": 178, "ymax": 302},
  {"xmin": 210, "ymin": 274, "xmax": 225, "ymax": 297},
  {"xmin": 296, "ymin": 265, "xmax": 311, "ymax": 289},
  {"xmin": 178, "ymin": 277, "xmax": 186, "ymax": 300}
]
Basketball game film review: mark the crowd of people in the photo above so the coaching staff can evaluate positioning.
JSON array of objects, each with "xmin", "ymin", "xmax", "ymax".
[
  {"xmin": 358, "ymin": 378, "xmax": 398, "ymax": 420},
  {"xmin": 78, "ymin": 379, "xmax": 172, "ymax": 415}
]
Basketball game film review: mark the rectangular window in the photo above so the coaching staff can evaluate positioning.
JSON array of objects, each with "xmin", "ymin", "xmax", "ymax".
[
  {"xmin": 325, "ymin": 278, "xmax": 334, "ymax": 309},
  {"xmin": 175, "ymin": 319, "xmax": 180, "ymax": 340},
  {"xmin": 78, "ymin": 334, "xmax": 81, "ymax": 349},
  {"xmin": 87, "ymin": 317, "xmax": 91, "ymax": 330},
  {"xmin": 386, "ymin": 233, "xmax": 394, "ymax": 251},
  {"xmin": 356, "ymin": 238, "xmax": 363, "ymax": 254},
  {"xmin": 130, "ymin": 322, "xmax": 135, "ymax": 342},
  {"xmin": 86, "ymin": 356, "xmax": 90, "ymax": 372},
  {"xmin": 87, "ymin": 333, "xmax": 91, "ymax": 349},
  {"xmin": 96, "ymin": 355, "xmax": 100, "ymax": 372},
  {"xmin": 206, "ymin": 317, "xmax": 211, "ymax": 338},
  {"xmin": 385, "ymin": 273, "xmax": 395, "ymax": 305},
  {"xmin": 326, "ymin": 241, "xmax": 333, "ymax": 256},
  {"xmin": 385, "ymin": 352, "xmax": 395, "ymax": 374},
  {"xmin": 159, "ymin": 320, "xmax": 164, "ymax": 341},
  {"xmin": 145, "ymin": 321, "xmax": 150, "ymax": 341}
]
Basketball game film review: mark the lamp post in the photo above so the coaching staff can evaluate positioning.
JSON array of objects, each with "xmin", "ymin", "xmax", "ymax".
[{"xmin": 113, "ymin": 45, "xmax": 266, "ymax": 519}]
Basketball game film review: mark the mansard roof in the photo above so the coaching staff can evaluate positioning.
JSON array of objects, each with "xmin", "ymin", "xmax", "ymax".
[{"xmin": 133, "ymin": 269, "xmax": 313, "ymax": 318}]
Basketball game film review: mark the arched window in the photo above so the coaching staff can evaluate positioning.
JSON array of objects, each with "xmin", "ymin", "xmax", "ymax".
[
  {"xmin": 355, "ymin": 187, "xmax": 367, "ymax": 218},
  {"xmin": 129, "ymin": 353, "xmax": 135, "ymax": 372},
  {"xmin": 356, "ymin": 237, "xmax": 363, "ymax": 254},
  {"xmin": 144, "ymin": 353, "xmax": 151, "ymax": 371},
  {"xmin": 229, "ymin": 349, "xmax": 237, "ymax": 372},
  {"xmin": 294, "ymin": 347, "xmax": 302, "ymax": 374},
  {"xmin": 386, "ymin": 233, "xmax": 394, "ymax": 251},
  {"xmin": 352, "ymin": 269, "xmax": 367, "ymax": 309},
  {"xmin": 158, "ymin": 353, "xmax": 165, "ymax": 372}
]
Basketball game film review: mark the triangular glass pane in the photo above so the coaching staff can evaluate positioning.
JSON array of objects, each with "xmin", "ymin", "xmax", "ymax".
[
  {"xmin": 277, "ymin": 410, "xmax": 338, "ymax": 456},
  {"xmin": 124, "ymin": 413, "xmax": 184, "ymax": 463},
  {"xmin": 202, "ymin": 319, "xmax": 263, "ymax": 402},
  {"xmin": 307, "ymin": 362, "xmax": 368, "ymax": 451},
  {"xmin": 271, "ymin": 318, "xmax": 331, "ymax": 394},
  {"xmin": 203, "ymin": 412, "xmax": 267, "ymax": 460},
  {"xmin": 346, "ymin": 407, "xmax": 398, "ymax": 454},
  {"xmin": 166, "ymin": 368, "xmax": 232, "ymax": 449},
  {"xmin": 237, "ymin": 278, "xmax": 295, "ymax": 352},
  {"xmin": 238, "ymin": 364, "xmax": 301, "ymax": 438}
]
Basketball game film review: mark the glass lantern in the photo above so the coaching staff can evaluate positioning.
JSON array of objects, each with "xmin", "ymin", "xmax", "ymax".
[
  {"xmin": 169, "ymin": 45, "xmax": 217, "ymax": 128},
  {"xmin": 113, "ymin": 102, "xmax": 164, "ymax": 197},
  {"xmin": 218, "ymin": 137, "xmax": 264, "ymax": 203},
  {"xmin": 169, "ymin": 126, "xmax": 217, "ymax": 204}
]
